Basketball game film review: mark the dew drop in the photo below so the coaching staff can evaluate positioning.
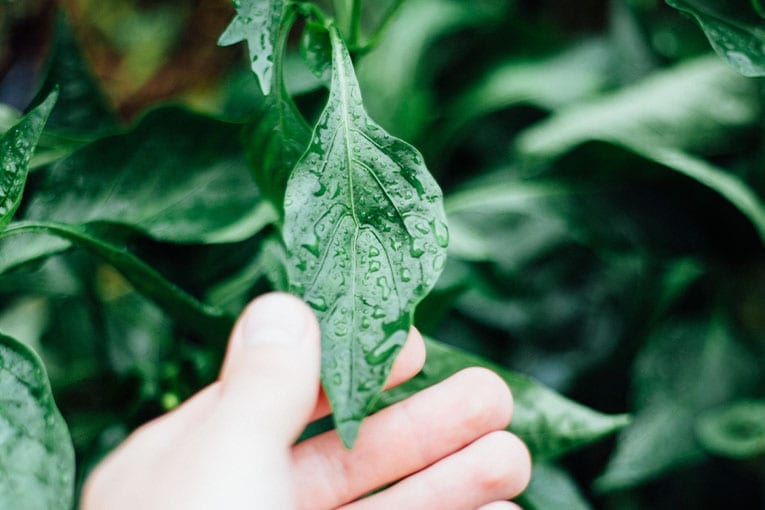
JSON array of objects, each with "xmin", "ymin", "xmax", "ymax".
[
  {"xmin": 369, "ymin": 260, "xmax": 381, "ymax": 273},
  {"xmin": 400, "ymin": 268, "xmax": 412, "ymax": 282},
  {"xmin": 431, "ymin": 219, "xmax": 449, "ymax": 248},
  {"xmin": 307, "ymin": 296, "xmax": 328, "ymax": 312}
]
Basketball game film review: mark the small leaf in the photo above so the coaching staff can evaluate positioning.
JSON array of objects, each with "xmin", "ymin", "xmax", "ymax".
[
  {"xmin": 666, "ymin": 0, "xmax": 765, "ymax": 77},
  {"xmin": 0, "ymin": 331, "xmax": 75, "ymax": 510},
  {"xmin": 283, "ymin": 26, "xmax": 448, "ymax": 447},
  {"xmin": 218, "ymin": 0, "xmax": 285, "ymax": 95},
  {"xmin": 696, "ymin": 400, "xmax": 765, "ymax": 459},
  {"xmin": 375, "ymin": 338, "xmax": 630, "ymax": 460},
  {"xmin": 0, "ymin": 90, "xmax": 58, "ymax": 233},
  {"xmin": 300, "ymin": 20, "xmax": 332, "ymax": 85}
]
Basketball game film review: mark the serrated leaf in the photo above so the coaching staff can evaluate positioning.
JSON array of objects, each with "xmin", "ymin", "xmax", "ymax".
[
  {"xmin": 374, "ymin": 338, "xmax": 630, "ymax": 460},
  {"xmin": 666, "ymin": 0, "xmax": 765, "ymax": 77},
  {"xmin": 0, "ymin": 332, "xmax": 75, "ymax": 510},
  {"xmin": 0, "ymin": 91, "xmax": 58, "ymax": 233},
  {"xmin": 218, "ymin": 0, "xmax": 285, "ymax": 95},
  {"xmin": 283, "ymin": 27, "xmax": 448, "ymax": 447}
]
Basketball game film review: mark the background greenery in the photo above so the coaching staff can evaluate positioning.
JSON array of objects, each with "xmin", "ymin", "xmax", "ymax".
[{"xmin": 1, "ymin": 0, "xmax": 764, "ymax": 508}]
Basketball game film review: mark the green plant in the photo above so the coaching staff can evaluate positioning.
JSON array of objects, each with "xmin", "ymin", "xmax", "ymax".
[{"xmin": 2, "ymin": 0, "xmax": 765, "ymax": 508}]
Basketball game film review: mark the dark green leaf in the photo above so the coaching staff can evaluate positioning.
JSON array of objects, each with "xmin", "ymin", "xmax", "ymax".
[
  {"xmin": 375, "ymin": 338, "xmax": 630, "ymax": 460},
  {"xmin": 696, "ymin": 400, "xmax": 765, "ymax": 459},
  {"xmin": 30, "ymin": 12, "xmax": 118, "ymax": 136},
  {"xmin": 2, "ymin": 221, "xmax": 233, "ymax": 340},
  {"xmin": 218, "ymin": 0, "xmax": 285, "ymax": 95},
  {"xmin": 283, "ymin": 27, "xmax": 448, "ymax": 447},
  {"xmin": 596, "ymin": 317, "xmax": 759, "ymax": 490},
  {"xmin": 0, "ymin": 90, "xmax": 57, "ymax": 233},
  {"xmin": 300, "ymin": 20, "xmax": 332, "ymax": 85},
  {"xmin": 0, "ymin": 332, "xmax": 75, "ymax": 510},
  {"xmin": 666, "ymin": 0, "xmax": 765, "ymax": 76}
]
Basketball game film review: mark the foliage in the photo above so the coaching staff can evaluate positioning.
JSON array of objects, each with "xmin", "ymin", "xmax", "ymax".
[{"xmin": 1, "ymin": 0, "xmax": 764, "ymax": 507}]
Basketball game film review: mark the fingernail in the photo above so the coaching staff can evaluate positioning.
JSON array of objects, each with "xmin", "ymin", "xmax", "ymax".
[{"xmin": 240, "ymin": 293, "xmax": 308, "ymax": 347}]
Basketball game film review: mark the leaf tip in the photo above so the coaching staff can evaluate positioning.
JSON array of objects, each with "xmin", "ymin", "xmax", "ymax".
[{"xmin": 336, "ymin": 419, "xmax": 361, "ymax": 449}]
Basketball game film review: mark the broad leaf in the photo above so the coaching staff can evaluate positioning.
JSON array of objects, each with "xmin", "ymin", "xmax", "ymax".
[
  {"xmin": 375, "ymin": 338, "xmax": 630, "ymax": 460},
  {"xmin": 666, "ymin": 0, "xmax": 765, "ymax": 77},
  {"xmin": 596, "ymin": 317, "xmax": 759, "ymax": 490},
  {"xmin": 0, "ymin": 91, "xmax": 57, "ymax": 233},
  {"xmin": 283, "ymin": 27, "xmax": 448, "ymax": 447},
  {"xmin": 696, "ymin": 399, "xmax": 765, "ymax": 459},
  {"xmin": 0, "ymin": 332, "xmax": 75, "ymax": 510},
  {"xmin": 218, "ymin": 0, "xmax": 285, "ymax": 95}
]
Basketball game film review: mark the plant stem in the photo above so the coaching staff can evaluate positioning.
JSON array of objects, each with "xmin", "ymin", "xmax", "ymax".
[
  {"xmin": 349, "ymin": 0, "xmax": 362, "ymax": 47},
  {"xmin": 332, "ymin": 0, "xmax": 362, "ymax": 46}
]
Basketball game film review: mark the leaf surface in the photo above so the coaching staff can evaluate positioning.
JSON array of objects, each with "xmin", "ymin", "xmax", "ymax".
[
  {"xmin": 374, "ymin": 338, "xmax": 630, "ymax": 460},
  {"xmin": 218, "ymin": 0, "xmax": 285, "ymax": 95},
  {"xmin": 0, "ymin": 91, "xmax": 57, "ymax": 233},
  {"xmin": 283, "ymin": 27, "xmax": 448, "ymax": 447},
  {"xmin": 666, "ymin": 0, "xmax": 765, "ymax": 76},
  {"xmin": 0, "ymin": 332, "xmax": 75, "ymax": 510}
]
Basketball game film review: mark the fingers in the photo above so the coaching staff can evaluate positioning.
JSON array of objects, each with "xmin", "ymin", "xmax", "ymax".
[
  {"xmin": 343, "ymin": 431, "xmax": 531, "ymax": 510},
  {"xmin": 308, "ymin": 326, "xmax": 426, "ymax": 422},
  {"xmin": 216, "ymin": 292, "xmax": 321, "ymax": 444},
  {"xmin": 478, "ymin": 502, "xmax": 524, "ymax": 510},
  {"xmin": 292, "ymin": 367, "xmax": 514, "ymax": 510}
]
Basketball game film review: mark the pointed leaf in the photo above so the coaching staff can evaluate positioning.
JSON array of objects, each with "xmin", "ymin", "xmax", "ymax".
[
  {"xmin": 0, "ymin": 331, "xmax": 75, "ymax": 510},
  {"xmin": 666, "ymin": 0, "xmax": 765, "ymax": 77},
  {"xmin": 374, "ymin": 338, "xmax": 630, "ymax": 460},
  {"xmin": 283, "ymin": 27, "xmax": 448, "ymax": 447},
  {"xmin": 218, "ymin": 0, "xmax": 285, "ymax": 95},
  {"xmin": 0, "ymin": 91, "xmax": 58, "ymax": 233}
]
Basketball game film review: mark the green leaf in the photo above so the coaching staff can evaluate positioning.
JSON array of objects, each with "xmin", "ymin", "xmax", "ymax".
[
  {"xmin": 0, "ymin": 107, "xmax": 269, "ymax": 275},
  {"xmin": 666, "ymin": 0, "xmax": 765, "ymax": 77},
  {"xmin": 0, "ymin": 91, "xmax": 58, "ymax": 233},
  {"xmin": 518, "ymin": 463, "xmax": 592, "ymax": 510},
  {"xmin": 0, "ymin": 332, "xmax": 75, "ymax": 510},
  {"xmin": 517, "ymin": 55, "xmax": 759, "ymax": 159},
  {"xmin": 29, "ymin": 11, "xmax": 118, "ymax": 137},
  {"xmin": 375, "ymin": 338, "xmax": 630, "ymax": 460},
  {"xmin": 245, "ymin": 9, "xmax": 312, "ymax": 211},
  {"xmin": 596, "ymin": 317, "xmax": 759, "ymax": 491},
  {"xmin": 283, "ymin": 26, "xmax": 448, "ymax": 447},
  {"xmin": 218, "ymin": 0, "xmax": 285, "ymax": 95},
  {"xmin": 2, "ymin": 222, "xmax": 233, "ymax": 340},
  {"xmin": 300, "ymin": 20, "xmax": 332, "ymax": 85},
  {"xmin": 696, "ymin": 400, "xmax": 765, "ymax": 459}
]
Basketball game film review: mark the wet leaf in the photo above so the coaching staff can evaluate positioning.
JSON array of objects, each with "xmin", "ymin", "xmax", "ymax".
[
  {"xmin": 0, "ymin": 91, "xmax": 57, "ymax": 233},
  {"xmin": 666, "ymin": 0, "xmax": 765, "ymax": 76},
  {"xmin": 218, "ymin": 0, "xmax": 285, "ymax": 95},
  {"xmin": 0, "ymin": 332, "xmax": 75, "ymax": 510},
  {"xmin": 283, "ymin": 27, "xmax": 448, "ymax": 447}
]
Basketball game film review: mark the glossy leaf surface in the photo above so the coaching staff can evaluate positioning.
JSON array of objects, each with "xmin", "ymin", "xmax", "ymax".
[
  {"xmin": 375, "ymin": 338, "xmax": 630, "ymax": 460},
  {"xmin": 284, "ymin": 27, "xmax": 448, "ymax": 447},
  {"xmin": 0, "ymin": 332, "xmax": 75, "ymax": 510},
  {"xmin": 0, "ymin": 91, "xmax": 57, "ymax": 233},
  {"xmin": 218, "ymin": 0, "xmax": 285, "ymax": 95},
  {"xmin": 666, "ymin": 0, "xmax": 765, "ymax": 76}
]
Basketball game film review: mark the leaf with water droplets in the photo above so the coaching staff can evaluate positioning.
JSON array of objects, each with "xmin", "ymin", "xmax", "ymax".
[
  {"xmin": 666, "ymin": 0, "xmax": 765, "ymax": 77},
  {"xmin": 0, "ymin": 331, "xmax": 75, "ymax": 509},
  {"xmin": 0, "ymin": 90, "xmax": 57, "ymax": 234},
  {"xmin": 218, "ymin": 0, "xmax": 285, "ymax": 95},
  {"xmin": 283, "ymin": 26, "xmax": 448, "ymax": 447}
]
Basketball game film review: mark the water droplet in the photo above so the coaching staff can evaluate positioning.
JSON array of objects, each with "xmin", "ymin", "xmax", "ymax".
[
  {"xmin": 377, "ymin": 276, "xmax": 391, "ymax": 300},
  {"xmin": 313, "ymin": 181, "xmax": 327, "ymax": 196},
  {"xmin": 371, "ymin": 305, "xmax": 386, "ymax": 319},
  {"xmin": 369, "ymin": 260, "xmax": 381, "ymax": 273},
  {"xmin": 365, "ymin": 335, "xmax": 402, "ymax": 365},
  {"xmin": 333, "ymin": 373, "xmax": 342, "ymax": 385},
  {"xmin": 431, "ymin": 219, "xmax": 449, "ymax": 248},
  {"xmin": 409, "ymin": 238, "xmax": 425, "ymax": 258},
  {"xmin": 368, "ymin": 246, "xmax": 380, "ymax": 257},
  {"xmin": 414, "ymin": 221, "xmax": 429, "ymax": 236},
  {"xmin": 307, "ymin": 296, "xmax": 328, "ymax": 312},
  {"xmin": 432, "ymin": 254, "xmax": 446, "ymax": 272},
  {"xmin": 361, "ymin": 316, "xmax": 371, "ymax": 329},
  {"xmin": 400, "ymin": 268, "xmax": 412, "ymax": 282}
]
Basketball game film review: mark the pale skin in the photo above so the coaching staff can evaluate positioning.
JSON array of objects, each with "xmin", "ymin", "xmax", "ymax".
[{"xmin": 82, "ymin": 293, "xmax": 532, "ymax": 510}]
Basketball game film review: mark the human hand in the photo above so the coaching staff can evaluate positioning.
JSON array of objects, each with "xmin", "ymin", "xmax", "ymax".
[{"xmin": 82, "ymin": 292, "xmax": 531, "ymax": 509}]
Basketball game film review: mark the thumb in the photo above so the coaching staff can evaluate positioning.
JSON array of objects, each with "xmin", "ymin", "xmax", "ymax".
[{"xmin": 217, "ymin": 292, "xmax": 321, "ymax": 445}]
